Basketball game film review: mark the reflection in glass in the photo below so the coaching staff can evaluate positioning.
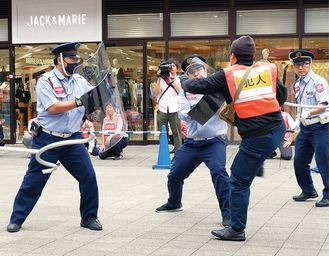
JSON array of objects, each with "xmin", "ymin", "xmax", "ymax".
[{"xmin": 107, "ymin": 45, "xmax": 144, "ymax": 142}]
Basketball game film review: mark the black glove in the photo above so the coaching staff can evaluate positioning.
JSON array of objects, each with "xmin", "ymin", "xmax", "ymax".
[{"xmin": 75, "ymin": 97, "xmax": 83, "ymax": 107}]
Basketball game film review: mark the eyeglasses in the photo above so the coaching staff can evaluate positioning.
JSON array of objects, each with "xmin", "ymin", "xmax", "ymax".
[
  {"xmin": 293, "ymin": 62, "xmax": 310, "ymax": 68},
  {"xmin": 187, "ymin": 67, "xmax": 205, "ymax": 75}
]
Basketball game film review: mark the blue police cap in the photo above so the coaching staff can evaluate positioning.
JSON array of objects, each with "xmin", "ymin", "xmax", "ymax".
[
  {"xmin": 51, "ymin": 42, "xmax": 80, "ymax": 58},
  {"xmin": 289, "ymin": 50, "xmax": 314, "ymax": 64},
  {"xmin": 182, "ymin": 55, "xmax": 206, "ymax": 73}
]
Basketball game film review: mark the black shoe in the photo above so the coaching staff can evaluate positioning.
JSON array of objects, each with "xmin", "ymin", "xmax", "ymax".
[
  {"xmin": 268, "ymin": 152, "xmax": 277, "ymax": 159},
  {"xmin": 211, "ymin": 226, "xmax": 246, "ymax": 241},
  {"xmin": 155, "ymin": 203, "xmax": 183, "ymax": 212},
  {"xmin": 7, "ymin": 223, "xmax": 21, "ymax": 233},
  {"xmin": 80, "ymin": 216, "xmax": 102, "ymax": 231},
  {"xmin": 315, "ymin": 198, "xmax": 329, "ymax": 207},
  {"xmin": 256, "ymin": 166, "xmax": 264, "ymax": 177},
  {"xmin": 293, "ymin": 191, "xmax": 319, "ymax": 201},
  {"xmin": 221, "ymin": 216, "xmax": 231, "ymax": 227}
]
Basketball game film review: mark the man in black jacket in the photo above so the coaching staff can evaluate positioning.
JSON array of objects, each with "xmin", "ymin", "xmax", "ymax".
[{"xmin": 182, "ymin": 35, "xmax": 287, "ymax": 241}]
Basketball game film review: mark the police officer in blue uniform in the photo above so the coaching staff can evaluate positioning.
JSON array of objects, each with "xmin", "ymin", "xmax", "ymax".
[
  {"xmin": 156, "ymin": 56, "xmax": 231, "ymax": 227},
  {"xmin": 290, "ymin": 50, "xmax": 329, "ymax": 207},
  {"xmin": 7, "ymin": 42, "xmax": 103, "ymax": 232}
]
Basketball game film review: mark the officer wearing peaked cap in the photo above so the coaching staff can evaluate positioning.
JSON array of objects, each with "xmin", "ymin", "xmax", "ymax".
[
  {"xmin": 290, "ymin": 49, "xmax": 329, "ymax": 207},
  {"xmin": 181, "ymin": 55, "xmax": 207, "ymax": 74},
  {"xmin": 156, "ymin": 55, "xmax": 231, "ymax": 228},
  {"xmin": 6, "ymin": 42, "xmax": 103, "ymax": 233},
  {"xmin": 289, "ymin": 50, "xmax": 314, "ymax": 64},
  {"xmin": 51, "ymin": 42, "xmax": 81, "ymax": 57}
]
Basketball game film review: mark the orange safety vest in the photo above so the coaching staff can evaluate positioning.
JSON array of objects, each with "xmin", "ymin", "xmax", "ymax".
[
  {"xmin": 103, "ymin": 114, "xmax": 119, "ymax": 131},
  {"xmin": 79, "ymin": 120, "xmax": 93, "ymax": 138},
  {"xmin": 224, "ymin": 62, "xmax": 279, "ymax": 118}
]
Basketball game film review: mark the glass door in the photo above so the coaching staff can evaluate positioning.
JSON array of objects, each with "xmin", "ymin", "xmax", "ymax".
[{"xmin": 106, "ymin": 44, "xmax": 146, "ymax": 144}]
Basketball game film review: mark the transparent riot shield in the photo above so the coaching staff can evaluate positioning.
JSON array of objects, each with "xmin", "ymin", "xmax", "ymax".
[
  {"xmin": 74, "ymin": 42, "xmax": 128, "ymax": 156},
  {"xmin": 182, "ymin": 56, "xmax": 225, "ymax": 125}
]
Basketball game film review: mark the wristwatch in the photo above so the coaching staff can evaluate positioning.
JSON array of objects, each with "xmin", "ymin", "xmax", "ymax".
[{"xmin": 75, "ymin": 97, "xmax": 83, "ymax": 107}]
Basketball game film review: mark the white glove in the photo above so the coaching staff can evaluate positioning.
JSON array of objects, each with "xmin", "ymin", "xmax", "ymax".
[
  {"xmin": 301, "ymin": 111, "xmax": 310, "ymax": 119},
  {"xmin": 295, "ymin": 118, "xmax": 300, "ymax": 128}
]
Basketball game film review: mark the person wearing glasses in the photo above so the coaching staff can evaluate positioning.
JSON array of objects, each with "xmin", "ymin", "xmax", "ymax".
[
  {"xmin": 290, "ymin": 50, "xmax": 329, "ymax": 207},
  {"xmin": 156, "ymin": 56, "xmax": 231, "ymax": 228},
  {"xmin": 6, "ymin": 42, "xmax": 103, "ymax": 232}
]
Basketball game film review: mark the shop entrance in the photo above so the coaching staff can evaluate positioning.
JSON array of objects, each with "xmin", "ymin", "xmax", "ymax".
[{"xmin": 106, "ymin": 42, "xmax": 151, "ymax": 145}]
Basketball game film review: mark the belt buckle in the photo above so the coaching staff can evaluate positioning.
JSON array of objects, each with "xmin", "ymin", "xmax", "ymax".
[
  {"xmin": 61, "ymin": 132, "xmax": 72, "ymax": 138},
  {"xmin": 193, "ymin": 137, "xmax": 204, "ymax": 141}
]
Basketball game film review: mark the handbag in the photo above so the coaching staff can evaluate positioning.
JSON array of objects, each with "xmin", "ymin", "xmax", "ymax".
[{"xmin": 219, "ymin": 65, "xmax": 253, "ymax": 126}]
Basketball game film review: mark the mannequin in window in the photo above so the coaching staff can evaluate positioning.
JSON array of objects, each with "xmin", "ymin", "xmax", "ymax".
[
  {"xmin": 112, "ymin": 58, "xmax": 129, "ymax": 109},
  {"xmin": 260, "ymin": 48, "xmax": 270, "ymax": 63},
  {"xmin": 282, "ymin": 60, "xmax": 298, "ymax": 118}
]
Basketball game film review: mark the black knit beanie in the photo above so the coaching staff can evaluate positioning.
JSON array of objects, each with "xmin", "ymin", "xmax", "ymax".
[{"xmin": 230, "ymin": 36, "xmax": 256, "ymax": 57}]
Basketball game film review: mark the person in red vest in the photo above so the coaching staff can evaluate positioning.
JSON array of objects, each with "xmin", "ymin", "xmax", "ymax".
[
  {"xmin": 79, "ymin": 114, "xmax": 99, "ymax": 156},
  {"xmin": 99, "ymin": 103, "xmax": 128, "ymax": 160},
  {"xmin": 268, "ymin": 107, "xmax": 297, "ymax": 160}
]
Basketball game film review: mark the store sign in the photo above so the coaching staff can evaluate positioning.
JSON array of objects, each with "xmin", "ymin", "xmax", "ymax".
[{"xmin": 12, "ymin": 0, "xmax": 102, "ymax": 44}]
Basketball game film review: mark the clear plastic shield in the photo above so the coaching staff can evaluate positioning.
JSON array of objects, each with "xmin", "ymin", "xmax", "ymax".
[
  {"xmin": 183, "ymin": 56, "xmax": 225, "ymax": 125},
  {"xmin": 74, "ymin": 42, "xmax": 128, "ymax": 156}
]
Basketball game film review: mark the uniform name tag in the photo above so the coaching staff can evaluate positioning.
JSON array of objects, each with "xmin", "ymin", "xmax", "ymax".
[{"xmin": 53, "ymin": 86, "xmax": 65, "ymax": 94}]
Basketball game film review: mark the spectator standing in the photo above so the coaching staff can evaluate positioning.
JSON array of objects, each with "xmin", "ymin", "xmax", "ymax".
[{"xmin": 153, "ymin": 58, "xmax": 182, "ymax": 154}]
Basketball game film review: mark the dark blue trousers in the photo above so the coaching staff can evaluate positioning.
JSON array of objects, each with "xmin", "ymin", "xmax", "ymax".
[
  {"xmin": 230, "ymin": 121, "xmax": 285, "ymax": 231},
  {"xmin": 98, "ymin": 137, "xmax": 128, "ymax": 159},
  {"xmin": 294, "ymin": 122, "xmax": 329, "ymax": 198},
  {"xmin": 10, "ymin": 132, "xmax": 99, "ymax": 225},
  {"xmin": 167, "ymin": 136, "xmax": 230, "ymax": 217}
]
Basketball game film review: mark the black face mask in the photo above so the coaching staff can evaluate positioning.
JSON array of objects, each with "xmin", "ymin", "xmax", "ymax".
[{"xmin": 65, "ymin": 63, "xmax": 78, "ymax": 75}]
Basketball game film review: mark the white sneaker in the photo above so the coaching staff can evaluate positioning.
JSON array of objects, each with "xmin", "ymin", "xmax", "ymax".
[{"xmin": 113, "ymin": 153, "xmax": 123, "ymax": 160}]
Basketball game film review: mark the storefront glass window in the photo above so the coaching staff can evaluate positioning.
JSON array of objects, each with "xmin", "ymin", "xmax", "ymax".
[
  {"xmin": 171, "ymin": 11, "xmax": 228, "ymax": 37},
  {"xmin": 0, "ymin": 19, "xmax": 8, "ymax": 41},
  {"xmin": 0, "ymin": 49, "xmax": 11, "ymax": 141},
  {"xmin": 305, "ymin": 8, "xmax": 329, "ymax": 33},
  {"xmin": 107, "ymin": 14, "xmax": 163, "ymax": 38},
  {"xmin": 237, "ymin": 9, "xmax": 296, "ymax": 35},
  {"xmin": 302, "ymin": 37, "xmax": 329, "ymax": 86},
  {"xmin": 107, "ymin": 45, "xmax": 144, "ymax": 142},
  {"xmin": 147, "ymin": 41, "xmax": 165, "ymax": 141}
]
